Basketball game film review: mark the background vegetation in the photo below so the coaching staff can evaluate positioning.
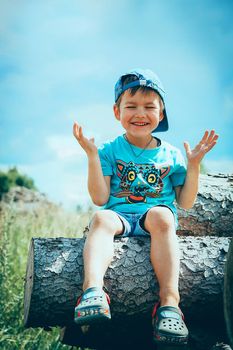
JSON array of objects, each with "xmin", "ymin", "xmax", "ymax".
[
  {"xmin": 0, "ymin": 167, "xmax": 36, "ymax": 200},
  {"xmin": 0, "ymin": 195, "xmax": 93, "ymax": 350}
]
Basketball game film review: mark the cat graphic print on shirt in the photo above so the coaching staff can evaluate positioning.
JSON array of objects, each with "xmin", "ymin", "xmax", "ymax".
[{"xmin": 114, "ymin": 159, "xmax": 170, "ymax": 204}]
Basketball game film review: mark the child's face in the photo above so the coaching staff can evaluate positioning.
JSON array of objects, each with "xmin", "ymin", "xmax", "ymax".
[{"xmin": 113, "ymin": 89, "xmax": 164, "ymax": 138}]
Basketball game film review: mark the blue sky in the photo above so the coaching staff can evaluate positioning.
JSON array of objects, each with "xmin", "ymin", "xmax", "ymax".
[{"xmin": 1, "ymin": 0, "xmax": 233, "ymax": 210}]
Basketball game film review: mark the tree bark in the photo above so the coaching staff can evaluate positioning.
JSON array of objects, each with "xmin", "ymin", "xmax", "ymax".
[
  {"xmin": 24, "ymin": 236, "xmax": 231, "ymax": 349},
  {"xmin": 224, "ymin": 238, "xmax": 233, "ymax": 348},
  {"xmin": 177, "ymin": 174, "xmax": 233, "ymax": 237}
]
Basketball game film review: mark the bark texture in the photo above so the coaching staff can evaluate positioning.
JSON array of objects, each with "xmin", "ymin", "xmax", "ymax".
[
  {"xmin": 177, "ymin": 174, "xmax": 233, "ymax": 237},
  {"xmin": 224, "ymin": 238, "xmax": 233, "ymax": 348},
  {"xmin": 24, "ymin": 237, "xmax": 230, "ymax": 340}
]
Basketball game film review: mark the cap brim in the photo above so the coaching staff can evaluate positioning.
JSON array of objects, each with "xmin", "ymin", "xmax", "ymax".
[{"xmin": 152, "ymin": 108, "xmax": 169, "ymax": 133}]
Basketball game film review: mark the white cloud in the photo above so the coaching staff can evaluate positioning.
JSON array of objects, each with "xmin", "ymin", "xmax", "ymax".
[
  {"xmin": 46, "ymin": 134, "xmax": 85, "ymax": 161},
  {"xmin": 68, "ymin": 103, "xmax": 123, "ymax": 144}
]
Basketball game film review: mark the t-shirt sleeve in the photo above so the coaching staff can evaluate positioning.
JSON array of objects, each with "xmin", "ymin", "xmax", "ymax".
[
  {"xmin": 170, "ymin": 149, "xmax": 187, "ymax": 187},
  {"xmin": 98, "ymin": 143, "xmax": 114, "ymax": 176}
]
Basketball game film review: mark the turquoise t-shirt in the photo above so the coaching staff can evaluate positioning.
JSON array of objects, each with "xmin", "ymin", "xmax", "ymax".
[{"xmin": 98, "ymin": 135, "xmax": 187, "ymax": 221}]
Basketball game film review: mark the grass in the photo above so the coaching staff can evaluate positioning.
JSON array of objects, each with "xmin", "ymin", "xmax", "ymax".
[{"xmin": 0, "ymin": 202, "xmax": 93, "ymax": 350}]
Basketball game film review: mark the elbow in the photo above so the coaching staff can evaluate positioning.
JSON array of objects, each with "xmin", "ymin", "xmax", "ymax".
[
  {"xmin": 177, "ymin": 201, "xmax": 194, "ymax": 210},
  {"xmin": 179, "ymin": 204, "xmax": 192, "ymax": 210},
  {"xmin": 91, "ymin": 195, "xmax": 109, "ymax": 207},
  {"xmin": 92, "ymin": 199, "xmax": 107, "ymax": 206},
  {"xmin": 176, "ymin": 193, "xmax": 197, "ymax": 210}
]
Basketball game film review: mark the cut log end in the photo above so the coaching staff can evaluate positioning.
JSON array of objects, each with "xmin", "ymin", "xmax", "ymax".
[{"xmin": 24, "ymin": 239, "xmax": 34, "ymax": 327}]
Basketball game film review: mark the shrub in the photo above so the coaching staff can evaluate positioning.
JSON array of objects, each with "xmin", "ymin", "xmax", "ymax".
[
  {"xmin": 0, "ymin": 173, "xmax": 10, "ymax": 199},
  {"xmin": 0, "ymin": 167, "xmax": 36, "ymax": 199}
]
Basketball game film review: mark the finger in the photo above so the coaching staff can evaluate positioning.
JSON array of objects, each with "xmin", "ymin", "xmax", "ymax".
[
  {"xmin": 211, "ymin": 134, "xmax": 219, "ymax": 144},
  {"xmin": 73, "ymin": 121, "xmax": 79, "ymax": 129},
  {"xmin": 184, "ymin": 141, "xmax": 191, "ymax": 155},
  {"xmin": 206, "ymin": 129, "xmax": 216, "ymax": 144},
  {"xmin": 198, "ymin": 130, "xmax": 209, "ymax": 146},
  {"xmin": 203, "ymin": 138, "xmax": 218, "ymax": 153},
  {"xmin": 73, "ymin": 122, "xmax": 80, "ymax": 139},
  {"xmin": 89, "ymin": 137, "xmax": 95, "ymax": 144},
  {"xmin": 73, "ymin": 123, "xmax": 85, "ymax": 143},
  {"xmin": 77, "ymin": 126, "xmax": 87, "ymax": 145},
  {"xmin": 209, "ymin": 140, "xmax": 218, "ymax": 150},
  {"xmin": 79, "ymin": 126, "xmax": 83, "ymax": 138}
]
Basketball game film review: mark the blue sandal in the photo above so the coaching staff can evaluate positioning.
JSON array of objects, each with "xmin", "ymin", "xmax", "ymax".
[
  {"xmin": 152, "ymin": 303, "xmax": 189, "ymax": 346},
  {"xmin": 74, "ymin": 287, "xmax": 111, "ymax": 325}
]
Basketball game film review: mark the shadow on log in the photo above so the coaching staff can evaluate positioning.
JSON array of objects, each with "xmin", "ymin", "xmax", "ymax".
[{"xmin": 224, "ymin": 238, "xmax": 233, "ymax": 348}]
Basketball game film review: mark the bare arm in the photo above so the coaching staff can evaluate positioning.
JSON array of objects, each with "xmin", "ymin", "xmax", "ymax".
[
  {"xmin": 73, "ymin": 122, "xmax": 110, "ymax": 206},
  {"xmin": 175, "ymin": 130, "xmax": 219, "ymax": 209}
]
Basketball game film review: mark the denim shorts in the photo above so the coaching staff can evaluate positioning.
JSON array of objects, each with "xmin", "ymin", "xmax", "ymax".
[
  {"xmin": 115, "ymin": 205, "xmax": 176, "ymax": 238},
  {"xmin": 115, "ymin": 211, "xmax": 149, "ymax": 237}
]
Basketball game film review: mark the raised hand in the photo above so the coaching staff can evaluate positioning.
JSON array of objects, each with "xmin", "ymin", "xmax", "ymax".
[
  {"xmin": 73, "ymin": 122, "xmax": 98, "ymax": 156},
  {"xmin": 184, "ymin": 130, "xmax": 219, "ymax": 166}
]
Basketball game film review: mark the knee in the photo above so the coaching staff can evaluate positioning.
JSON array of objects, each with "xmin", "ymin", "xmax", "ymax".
[
  {"xmin": 90, "ymin": 210, "xmax": 119, "ymax": 232},
  {"xmin": 145, "ymin": 207, "xmax": 175, "ymax": 233}
]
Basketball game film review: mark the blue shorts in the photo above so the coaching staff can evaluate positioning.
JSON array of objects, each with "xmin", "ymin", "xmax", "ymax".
[{"xmin": 115, "ymin": 205, "xmax": 177, "ymax": 238}]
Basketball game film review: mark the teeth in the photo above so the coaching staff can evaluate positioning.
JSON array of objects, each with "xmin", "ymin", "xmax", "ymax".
[{"xmin": 133, "ymin": 123, "xmax": 147, "ymax": 126}]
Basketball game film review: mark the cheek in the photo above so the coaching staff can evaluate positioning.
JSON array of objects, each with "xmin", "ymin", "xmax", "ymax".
[
  {"xmin": 120, "ymin": 118, "xmax": 129, "ymax": 127},
  {"xmin": 121, "ymin": 112, "xmax": 130, "ymax": 121},
  {"xmin": 151, "ymin": 109, "xmax": 162, "ymax": 119}
]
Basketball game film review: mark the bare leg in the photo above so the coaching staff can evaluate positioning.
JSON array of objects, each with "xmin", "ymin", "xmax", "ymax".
[
  {"xmin": 144, "ymin": 206, "xmax": 180, "ymax": 307},
  {"xmin": 83, "ymin": 209, "xmax": 123, "ymax": 291}
]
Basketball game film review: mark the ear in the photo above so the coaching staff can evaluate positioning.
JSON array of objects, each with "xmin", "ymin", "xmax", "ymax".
[
  {"xmin": 159, "ymin": 110, "xmax": 164, "ymax": 122},
  {"xmin": 113, "ymin": 104, "xmax": 120, "ymax": 121}
]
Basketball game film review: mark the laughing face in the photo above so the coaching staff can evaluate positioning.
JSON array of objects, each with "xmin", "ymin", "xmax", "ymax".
[{"xmin": 113, "ymin": 89, "xmax": 164, "ymax": 143}]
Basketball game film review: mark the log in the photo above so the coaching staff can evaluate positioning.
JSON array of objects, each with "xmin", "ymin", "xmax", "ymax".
[
  {"xmin": 177, "ymin": 174, "xmax": 233, "ymax": 237},
  {"xmin": 224, "ymin": 238, "xmax": 233, "ymax": 347},
  {"xmin": 24, "ymin": 236, "xmax": 231, "ymax": 349}
]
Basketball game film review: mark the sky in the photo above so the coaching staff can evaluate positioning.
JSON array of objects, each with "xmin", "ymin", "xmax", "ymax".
[{"xmin": 0, "ymin": 0, "xmax": 233, "ymax": 210}]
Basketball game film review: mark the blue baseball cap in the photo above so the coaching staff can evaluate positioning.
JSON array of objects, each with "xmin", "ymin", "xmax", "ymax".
[{"xmin": 114, "ymin": 68, "xmax": 168, "ymax": 132}]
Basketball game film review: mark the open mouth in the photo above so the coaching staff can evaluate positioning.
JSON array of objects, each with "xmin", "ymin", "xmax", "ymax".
[{"xmin": 131, "ymin": 122, "xmax": 149, "ymax": 126}]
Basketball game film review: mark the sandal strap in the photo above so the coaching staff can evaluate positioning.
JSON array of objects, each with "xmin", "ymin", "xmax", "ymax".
[
  {"xmin": 152, "ymin": 303, "xmax": 184, "ymax": 321},
  {"xmin": 76, "ymin": 287, "xmax": 110, "ymax": 306},
  {"xmin": 152, "ymin": 301, "xmax": 160, "ymax": 318}
]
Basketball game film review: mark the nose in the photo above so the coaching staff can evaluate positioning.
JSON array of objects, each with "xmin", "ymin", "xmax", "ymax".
[{"xmin": 135, "ymin": 106, "xmax": 146, "ymax": 117}]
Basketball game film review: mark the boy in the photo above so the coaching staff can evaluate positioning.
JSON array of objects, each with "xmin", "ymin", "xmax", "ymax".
[{"xmin": 73, "ymin": 68, "xmax": 218, "ymax": 346}]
